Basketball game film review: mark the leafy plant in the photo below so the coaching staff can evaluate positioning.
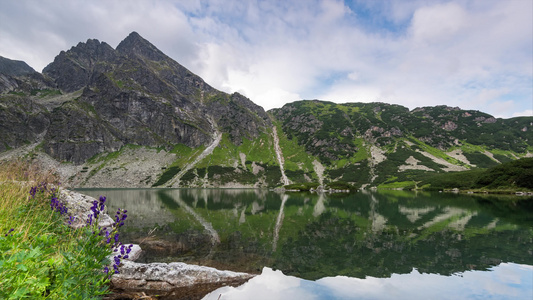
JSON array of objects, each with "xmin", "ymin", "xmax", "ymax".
[{"xmin": 0, "ymin": 160, "xmax": 131, "ymax": 299}]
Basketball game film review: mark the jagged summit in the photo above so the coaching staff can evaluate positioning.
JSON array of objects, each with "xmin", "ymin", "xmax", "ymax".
[
  {"xmin": 42, "ymin": 32, "xmax": 209, "ymax": 96},
  {"xmin": 116, "ymin": 31, "xmax": 167, "ymax": 61},
  {"xmin": 42, "ymin": 38, "xmax": 115, "ymax": 92}
]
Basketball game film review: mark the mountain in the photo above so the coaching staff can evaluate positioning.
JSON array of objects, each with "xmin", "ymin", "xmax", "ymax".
[
  {"xmin": 270, "ymin": 101, "xmax": 532, "ymax": 188},
  {"xmin": 0, "ymin": 56, "xmax": 36, "ymax": 76},
  {"xmin": 0, "ymin": 33, "xmax": 531, "ymax": 189}
]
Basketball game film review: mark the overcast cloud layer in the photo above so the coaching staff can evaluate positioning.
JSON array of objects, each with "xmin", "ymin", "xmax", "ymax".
[{"xmin": 1, "ymin": 0, "xmax": 531, "ymax": 118}]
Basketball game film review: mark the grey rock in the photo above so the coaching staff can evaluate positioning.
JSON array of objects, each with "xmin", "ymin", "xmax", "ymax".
[
  {"xmin": 110, "ymin": 260, "xmax": 254, "ymax": 299},
  {"xmin": 58, "ymin": 189, "xmax": 114, "ymax": 229},
  {"xmin": 43, "ymin": 39, "xmax": 116, "ymax": 92}
]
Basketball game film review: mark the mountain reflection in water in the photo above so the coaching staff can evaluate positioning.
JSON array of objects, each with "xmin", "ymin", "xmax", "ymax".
[{"xmin": 76, "ymin": 188, "xmax": 532, "ymax": 295}]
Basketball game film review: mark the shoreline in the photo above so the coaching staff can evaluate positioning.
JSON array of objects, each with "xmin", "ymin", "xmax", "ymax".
[{"xmin": 59, "ymin": 188, "xmax": 256, "ymax": 300}]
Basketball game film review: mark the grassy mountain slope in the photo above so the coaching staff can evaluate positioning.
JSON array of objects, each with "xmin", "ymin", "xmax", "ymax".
[{"xmin": 270, "ymin": 100, "xmax": 532, "ymax": 189}]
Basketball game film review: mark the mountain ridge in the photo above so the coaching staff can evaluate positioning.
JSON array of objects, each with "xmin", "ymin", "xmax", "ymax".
[{"xmin": 0, "ymin": 32, "xmax": 531, "ymax": 189}]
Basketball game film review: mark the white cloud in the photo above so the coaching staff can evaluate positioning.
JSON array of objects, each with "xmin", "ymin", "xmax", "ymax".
[
  {"xmin": 512, "ymin": 110, "xmax": 533, "ymax": 118},
  {"xmin": 411, "ymin": 2, "xmax": 468, "ymax": 45},
  {"xmin": 0, "ymin": 0, "xmax": 531, "ymax": 118}
]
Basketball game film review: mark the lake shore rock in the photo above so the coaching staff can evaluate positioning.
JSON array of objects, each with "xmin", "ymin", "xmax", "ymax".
[{"xmin": 108, "ymin": 261, "xmax": 255, "ymax": 300}]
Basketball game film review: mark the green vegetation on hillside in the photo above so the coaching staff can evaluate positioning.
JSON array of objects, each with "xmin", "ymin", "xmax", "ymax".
[{"xmin": 419, "ymin": 158, "xmax": 533, "ymax": 191}]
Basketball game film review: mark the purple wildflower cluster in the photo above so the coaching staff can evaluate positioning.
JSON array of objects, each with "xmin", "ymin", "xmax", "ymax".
[
  {"xmin": 87, "ymin": 196, "xmax": 107, "ymax": 226},
  {"xmin": 106, "ymin": 244, "xmax": 133, "ymax": 274},
  {"xmin": 30, "ymin": 183, "xmax": 69, "ymax": 217},
  {"xmin": 4, "ymin": 228, "xmax": 14, "ymax": 237},
  {"xmin": 50, "ymin": 191, "xmax": 68, "ymax": 215},
  {"xmin": 82, "ymin": 194, "xmax": 132, "ymax": 276},
  {"xmin": 28, "ymin": 184, "xmax": 131, "ymax": 277},
  {"xmin": 29, "ymin": 182, "xmax": 48, "ymax": 199},
  {"xmin": 115, "ymin": 208, "xmax": 127, "ymax": 227}
]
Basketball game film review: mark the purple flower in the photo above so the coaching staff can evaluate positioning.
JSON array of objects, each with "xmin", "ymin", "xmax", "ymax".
[
  {"xmin": 90, "ymin": 200, "xmax": 99, "ymax": 219},
  {"xmin": 104, "ymin": 266, "xmax": 109, "ymax": 274},
  {"xmin": 99, "ymin": 196, "xmax": 106, "ymax": 211},
  {"xmin": 29, "ymin": 186, "xmax": 37, "ymax": 198}
]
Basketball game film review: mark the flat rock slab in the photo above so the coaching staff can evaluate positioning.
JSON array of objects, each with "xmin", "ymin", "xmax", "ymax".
[{"xmin": 109, "ymin": 261, "xmax": 255, "ymax": 300}]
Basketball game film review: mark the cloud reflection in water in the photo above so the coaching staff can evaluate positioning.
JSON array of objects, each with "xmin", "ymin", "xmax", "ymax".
[{"xmin": 203, "ymin": 263, "xmax": 533, "ymax": 300}]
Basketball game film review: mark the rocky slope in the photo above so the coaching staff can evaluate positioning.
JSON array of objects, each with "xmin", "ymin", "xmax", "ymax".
[
  {"xmin": 270, "ymin": 101, "xmax": 532, "ymax": 188},
  {"xmin": 1, "ymin": 33, "xmax": 532, "ymax": 189},
  {"xmin": 0, "ymin": 33, "xmax": 278, "ymax": 187}
]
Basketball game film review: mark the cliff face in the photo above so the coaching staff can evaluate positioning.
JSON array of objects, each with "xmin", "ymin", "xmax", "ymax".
[
  {"xmin": 0, "ymin": 32, "xmax": 271, "ymax": 164},
  {"xmin": 0, "ymin": 33, "xmax": 531, "ymax": 188}
]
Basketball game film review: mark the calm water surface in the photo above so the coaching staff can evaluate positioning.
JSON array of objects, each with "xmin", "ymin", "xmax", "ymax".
[{"xmin": 76, "ymin": 188, "xmax": 533, "ymax": 299}]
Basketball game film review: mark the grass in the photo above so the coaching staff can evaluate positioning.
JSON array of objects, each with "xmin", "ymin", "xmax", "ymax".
[
  {"xmin": 272, "ymin": 120, "xmax": 317, "ymax": 177},
  {"xmin": 152, "ymin": 166, "xmax": 181, "ymax": 187},
  {"xmin": 0, "ymin": 160, "xmax": 129, "ymax": 299},
  {"xmin": 377, "ymin": 180, "xmax": 416, "ymax": 190},
  {"xmin": 408, "ymin": 137, "xmax": 464, "ymax": 166}
]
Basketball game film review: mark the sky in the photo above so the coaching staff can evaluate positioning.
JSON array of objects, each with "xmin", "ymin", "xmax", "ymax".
[
  {"xmin": 0, "ymin": 0, "xmax": 532, "ymax": 118},
  {"xmin": 203, "ymin": 264, "xmax": 533, "ymax": 300}
]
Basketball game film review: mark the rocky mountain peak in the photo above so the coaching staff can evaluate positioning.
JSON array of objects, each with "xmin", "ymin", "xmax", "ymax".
[
  {"xmin": 42, "ymin": 38, "xmax": 116, "ymax": 92},
  {"xmin": 0, "ymin": 56, "xmax": 36, "ymax": 76},
  {"xmin": 0, "ymin": 55, "xmax": 50, "ymax": 93},
  {"xmin": 116, "ymin": 31, "xmax": 167, "ymax": 61}
]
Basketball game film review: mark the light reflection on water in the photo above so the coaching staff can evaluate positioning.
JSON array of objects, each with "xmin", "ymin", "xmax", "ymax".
[
  {"xmin": 204, "ymin": 263, "xmax": 533, "ymax": 300},
  {"xmin": 75, "ymin": 188, "xmax": 533, "ymax": 298}
]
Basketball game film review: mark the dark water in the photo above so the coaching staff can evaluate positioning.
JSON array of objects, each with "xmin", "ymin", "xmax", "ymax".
[{"xmin": 77, "ymin": 188, "xmax": 533, "ymax": 298}]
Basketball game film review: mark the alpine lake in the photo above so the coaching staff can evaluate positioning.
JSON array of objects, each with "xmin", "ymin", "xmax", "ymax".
[{"xmin": 76, "ymin": 188, "xmax": 533, "ymax": 299}]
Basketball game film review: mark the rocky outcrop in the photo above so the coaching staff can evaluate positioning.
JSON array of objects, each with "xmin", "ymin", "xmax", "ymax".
[
  {"xmin": 0, "ymin": 56, "xmax": 54, "ymax": 93},
  {"xmin": 59, "ymin": 189, "xmax": 114, "ymax": 228},
  {"xmin": 43, "ymin": 39, "xmax": 117, "ymax": 92},
  {"xmin": 0, "ymin": 96, "xmax": 50, "ymax": 152},
  {"xmin": 109, "ymin": 261, "xmax": 254, "ymax": 300}
]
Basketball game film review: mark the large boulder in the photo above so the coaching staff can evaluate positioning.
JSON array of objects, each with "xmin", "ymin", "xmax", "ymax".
[{"xmin": 109, "ymin": 261, "xmax": 255, "ymax": 300}]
